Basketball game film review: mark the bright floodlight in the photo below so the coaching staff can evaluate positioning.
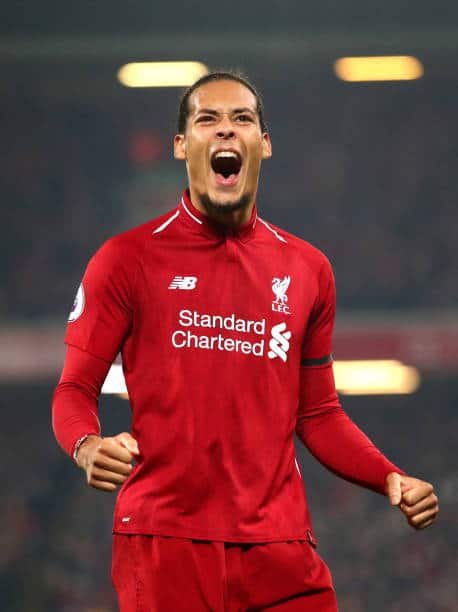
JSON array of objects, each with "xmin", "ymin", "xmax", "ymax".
[
  {"xmin": 101, "ymin": 364, "xmax": 128, "ymax": 395},
  {"xmin": 102, "ymin": 360, "xmax": 420, "ymax": 399},
  {"xmin": 333, "ymin": 360, "xmax": 420, "ymax": 395},
  {"xmin": 118, "ymin": 61, "xmax": 209, "ymax": 88},
  {"xmin": 334, "ymin": 56, "xmax": 424, "ymax": 82}
]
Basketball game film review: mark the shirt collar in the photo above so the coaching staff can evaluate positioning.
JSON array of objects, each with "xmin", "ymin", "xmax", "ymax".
[{"xmin": 178, "ymin": 189, "xmax": 258, "ymax": 241}]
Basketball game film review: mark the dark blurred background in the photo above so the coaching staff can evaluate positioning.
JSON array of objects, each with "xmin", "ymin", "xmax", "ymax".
[{"xmin": 1, "ymin": 2, "xmax": 457, "ymax": 611}]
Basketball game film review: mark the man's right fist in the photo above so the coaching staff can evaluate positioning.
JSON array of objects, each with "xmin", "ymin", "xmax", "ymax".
[{"xmin": 75, "ymin": 432, "xmax": 140, "ymax": 491}]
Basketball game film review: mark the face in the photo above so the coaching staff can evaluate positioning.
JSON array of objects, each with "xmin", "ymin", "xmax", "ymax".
[{"xmin": 174, "ymin": 80, "xmax": 272, "ymax": 215}]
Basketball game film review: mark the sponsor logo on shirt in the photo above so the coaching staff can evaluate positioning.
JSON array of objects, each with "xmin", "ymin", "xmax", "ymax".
[
  {"xmin": 169, "ymin": 276, "xmax": 198, "ymax": 290},
  {"xmin": 267, "ymin": 322, "xmax": 292, "ymax": 362},
  {"xmin": 272, "ymin": 276, "xmax": 291, "ymax": 314},
  {"xmin": 68, "ymin": 283, "xmax": 85, "ymax": 322},
  {"xmin": 171, "ymin": 309, "xmax": 291, "ymax": 362}
]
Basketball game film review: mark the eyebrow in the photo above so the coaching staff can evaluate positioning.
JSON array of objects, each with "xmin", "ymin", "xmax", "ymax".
[
  {"xmin": 194, "ymin": 107, "xmax": 256, "ymax": 116},
  {"xmin": 233, "ymin": 108, "xmax": 257, "ymax": 114}
]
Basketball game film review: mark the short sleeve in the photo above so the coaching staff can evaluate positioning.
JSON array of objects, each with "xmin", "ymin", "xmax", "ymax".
[
  {"xmin": 65, "ymin": 238, "xmax": 135, "ymax": 363},
  {"xmin": 301, "ymin": 258, "xmax": 335, "ymax": 367}
]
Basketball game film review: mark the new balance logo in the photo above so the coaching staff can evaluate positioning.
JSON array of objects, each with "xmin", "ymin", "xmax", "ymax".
[
  {"xmin": 169, "ymin": 276, "xmax": 198, "ymax": 290},
  {"xmin": 268, "ymin": 322, "xmax": 291, "ymax": 363}
]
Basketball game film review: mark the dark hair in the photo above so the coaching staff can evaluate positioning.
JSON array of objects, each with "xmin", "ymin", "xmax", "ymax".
[{"xmin": 177, "ymin": 70, "xmax": 267, "ymax": 133}]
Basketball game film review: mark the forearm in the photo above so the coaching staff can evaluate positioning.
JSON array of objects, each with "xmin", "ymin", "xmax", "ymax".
[
  {"xmin": 52, "ymin": 345, "xmax": 110, "ymax": 459},
  {"xmin": 297, "ymin": 363, "xmax": 403, "ymax": 495},
  {"xmin": 52, "ymin": 382, "xmax": 101, "ymax": 459},
  {"xmin": 296, "ymin": 406, "xmax": 403, "ymax": 494}
]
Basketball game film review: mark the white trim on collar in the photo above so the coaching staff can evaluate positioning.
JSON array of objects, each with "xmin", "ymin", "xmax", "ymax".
[
  {"xmin": 181, "ymin": 198, "xmax": 203, "ymax": 225},
  {"xmin": 152, "ymin": 210, "xmax": 180, "ymax": 234},
  {"xmin": 258, "ymin": 218, "xmax": 287, "ymax": 243}
]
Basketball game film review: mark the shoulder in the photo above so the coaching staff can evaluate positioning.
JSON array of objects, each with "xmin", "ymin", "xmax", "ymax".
[
  {"xmin": 257, "ymin": 217, "xmax": 333, "ymax": 275},
  {"xmin": 92, "ymin": 208, "xmax": 179, "ymax": 265}
]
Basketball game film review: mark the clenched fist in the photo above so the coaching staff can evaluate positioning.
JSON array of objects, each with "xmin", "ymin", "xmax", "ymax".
[
  {"xmin": 386, "ymin": 472, "xmax": 439, "ymax": 530},
  {"xmin": 75, "ymin": 432, "xmax": 140, "ymax": 492}
]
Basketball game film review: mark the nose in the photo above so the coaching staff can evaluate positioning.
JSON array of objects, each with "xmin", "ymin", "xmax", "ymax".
[{"xmin": 216, "ymin": 115, "xmax": 235, "ymax": 139}]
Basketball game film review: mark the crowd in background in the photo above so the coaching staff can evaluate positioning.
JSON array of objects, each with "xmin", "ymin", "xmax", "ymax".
[
  {"xmin": 1, "ymin": 378, "xmax": 456, "ymax": 611},
  {"xmin": 2, "ymin": 74, "xmax": 458, "ymax": 320}
]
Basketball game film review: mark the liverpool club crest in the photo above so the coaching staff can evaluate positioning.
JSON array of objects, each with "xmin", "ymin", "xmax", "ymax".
[{"xmin": 272, "ymin": 276, "xmax": 291, "ymax": 314}]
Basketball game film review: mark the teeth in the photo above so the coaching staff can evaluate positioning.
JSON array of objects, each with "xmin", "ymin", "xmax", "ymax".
[{"xmin": 215, "ymin": 151, "xmax": 238, "ymax": 159}]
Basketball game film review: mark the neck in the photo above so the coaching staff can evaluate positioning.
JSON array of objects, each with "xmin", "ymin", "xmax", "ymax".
[{"xmin": 188, "ymin": 187, "xmax": 255, "ymax": 228}]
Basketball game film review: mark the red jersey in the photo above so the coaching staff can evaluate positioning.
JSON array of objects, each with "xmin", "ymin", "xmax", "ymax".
[{"xmin": 57, "ymin": 190, "xmax": 401, "ymax": 543}]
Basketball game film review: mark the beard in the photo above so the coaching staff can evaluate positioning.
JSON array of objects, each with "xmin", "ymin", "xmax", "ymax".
[{"xmin": 199, "ymin": 192, "xmax": 252, "ymax": 216}]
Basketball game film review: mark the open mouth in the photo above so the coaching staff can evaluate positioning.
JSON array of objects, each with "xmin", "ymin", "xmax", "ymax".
[{"xmin": 211, "ymin": 150, "xmax": 242, "ymax": 185}]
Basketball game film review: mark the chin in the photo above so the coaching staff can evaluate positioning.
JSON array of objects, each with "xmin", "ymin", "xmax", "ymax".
[{"xmin": 200, "ymin": 192, "xmax": 251, "ymax": 215}]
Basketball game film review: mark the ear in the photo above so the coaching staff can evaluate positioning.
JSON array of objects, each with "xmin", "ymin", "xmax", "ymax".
[
  {"xmin": 261, "ymin": 132, "xmax": 272, "ymax": 159},
  {"xmin": 174, "ymin": 134, "xmax": 186, "ymax": 160}
]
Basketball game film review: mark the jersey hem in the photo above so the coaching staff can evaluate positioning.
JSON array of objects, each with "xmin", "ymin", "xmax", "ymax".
[{"xmin": 112, "ymin": 524, "xmax": 313, "ymax": 544}]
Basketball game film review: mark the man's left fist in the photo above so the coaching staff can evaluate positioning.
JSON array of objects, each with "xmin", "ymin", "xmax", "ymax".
[{"xmin": 385, "ymin": 472, "xmax": 439, "ymax": 529}]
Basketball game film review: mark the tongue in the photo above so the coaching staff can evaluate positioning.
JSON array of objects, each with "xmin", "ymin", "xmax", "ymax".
[{"xmin": 215, "ymin": 173, "xmax": 239, "ymax": 186}]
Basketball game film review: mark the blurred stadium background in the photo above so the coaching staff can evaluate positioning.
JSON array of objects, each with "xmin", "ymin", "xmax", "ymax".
[{"xmin": 1, "ymin": 2, "xmax": 457, "ymax": 611}]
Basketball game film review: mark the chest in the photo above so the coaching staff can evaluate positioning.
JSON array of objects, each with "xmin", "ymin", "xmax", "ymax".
[{"xmin": 132, "ymin": 238, "xmax": 318, "ymax": 356}]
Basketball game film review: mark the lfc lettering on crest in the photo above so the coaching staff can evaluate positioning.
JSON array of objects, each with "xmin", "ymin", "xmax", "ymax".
[{"xmin": 272, "ymin": 301, "xmax": 290, "ymax": 314}]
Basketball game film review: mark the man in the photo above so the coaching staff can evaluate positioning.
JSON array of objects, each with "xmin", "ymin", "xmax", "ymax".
[{"xmin": 52, "ymin": 72, "xmax": 439, "ymax": 611}]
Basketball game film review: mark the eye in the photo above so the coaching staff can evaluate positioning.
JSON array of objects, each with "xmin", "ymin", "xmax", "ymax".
[
  {"xmin": 235, "ymin": 114, "xmax": 254, "ymax": 123},
  {"xmin": 196, "ymin": 115, "xmax": 216, "ymax": 124}
]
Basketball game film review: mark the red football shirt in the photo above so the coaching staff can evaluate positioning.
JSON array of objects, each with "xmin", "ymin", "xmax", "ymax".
[{"xmin": 57, "ymin": 190, "xmax": 401, "ymax": 542}]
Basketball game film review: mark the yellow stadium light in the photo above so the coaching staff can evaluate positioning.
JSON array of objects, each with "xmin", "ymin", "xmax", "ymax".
[
  {"xmin": 104, "ymin": 360, "xmax": 420, "ymax": 400},
  {"xmin": 117, "ymin": 61, "xmax": 209, "ymax": 88},
  {"xmin": 334, "ymin": 56, "xmax": 424, "ymax": 82},
  {"xmin": 334, "ymin": 360, "xmax": 420, "ymax": 395}
]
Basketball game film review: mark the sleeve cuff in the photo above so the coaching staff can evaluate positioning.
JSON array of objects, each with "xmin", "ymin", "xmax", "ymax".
[{"xmin": 72, "ymin": 433, "xmax": 98, "ymax": 463}]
